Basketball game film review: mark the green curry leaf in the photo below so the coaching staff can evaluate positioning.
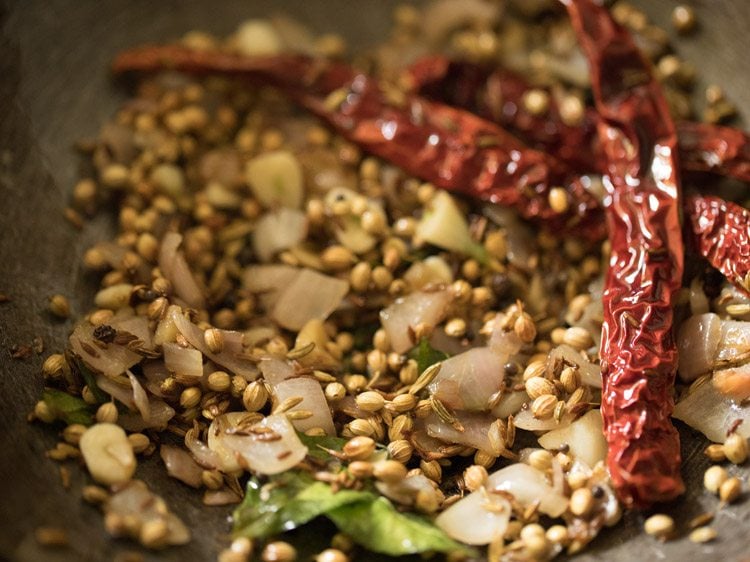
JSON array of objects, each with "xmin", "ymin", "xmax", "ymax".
[
  {"xmin": 42, "ymin": 388, "xmax": 93, "ymax": 426},
  {"xmin": 408, "ymin": 338, "xmax": 449, "ymax": 374}
]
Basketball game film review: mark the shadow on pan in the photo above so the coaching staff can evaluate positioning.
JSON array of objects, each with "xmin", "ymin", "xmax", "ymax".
[{"xmin": 1, "ymin": 1, "xmax": 748, "ymax": 561}]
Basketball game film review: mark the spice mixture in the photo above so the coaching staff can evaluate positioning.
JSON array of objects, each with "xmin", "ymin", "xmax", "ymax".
[{"xmin": 29, "ymin": 1, "xmax": 750, "ymax": 561}]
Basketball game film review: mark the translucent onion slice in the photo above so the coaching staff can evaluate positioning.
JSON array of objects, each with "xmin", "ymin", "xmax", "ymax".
[
  {"xmin": 70, "ymin": 322, "xmax": 141, "ymax": 378},
  {"xmin": 380, "ymin": 289, "xmax": 453, "ymax": 354},
  {"xmin": 717, "ymin": 319, "xmax": 750, "ymax": 363},
  {"xmin": 108, "ymin": 314, "xmax": 153, "ymax": 351},
  {"xmin": 713, "ymin": 363, "xmax": 750, "ymax": 401},
  {"xmin": 158, "ymin": 232, "xmax": 205, "ymax": 309},
  {"xmin": 424, "ymin": 412, "xmax": 497, "ymax": 453},
  {"xmin": 95, "ymin": 374, "xmax": 135, "ymax": 408},
  {"xmin": 270, "ymin": 268, "xmax": 349, "ymax": 331},
  {"xmin": 491, "ymin": 390, "xmax": 529, "ymax": 419},
  {"xmin": 435, "ymin": 487, "xmax": 510, "ymax": 545},
  {"xmin": 674, "ymin": 377, "xmax": 750, "ymax": 442},
  {"xmin": 272, "ymin": 377, "xmax": 336, "ymax": 435},
  {"xmin": 209, "ymin": 413, "xmax": 308, "ymax": 474},
  {"xmin": 259, "ymin": 358, "xmax": 296, "ymax": 385},
  {"xmin": 488, "ymin": 463, "xmax": 567, "ymax": 517},
  {"xmin": 428, "ymin": 347, "xmax": 506, "ymax": 411},
  {"xmin": 127, "ymin": 370, "xmax": 151, "ymax": 424},
  {"xmin": 376, "ymin": 474, "xmax": 435, "ymax": 507},
  {"xmin": 172, "ymin": 310, "xmax": 259, "ymax": 380},
  {"xmin": 185, "ymin": 428, "xmax": 222, "ymax": 469},
  {"xmin": 242, "ymin": 264, "xmax": 300, "ymax": 311},
  {"xmin": 162, "ymin": 342, "xmax": 204, "ymax": 380},
  {"xmin": 538, "ymin": 409, "xmax": 607, "ymax": 468},
  {"xmin": 514, "ymin": 405, "xmax": 573, "ymax": 432},
  {"xmin": 487, "ymin": 318, "xmax": 524, "ymax": 356},
  {"xmin": 252, "ymin": 208, "xmax": 307, "ymax": 262},
  {"xmin": 549, "ymin": 345, "xmax": 601, "ymax": 389},
  {"xmin": 160, "ymin": 445, "xmax": 203, "ymax": 488},
  {"xmin": 141, "ymin": 360, "xmax": 170, "ymax": 398},
  {"xmin": 403, "ymin": 256, "xmax": 453, "ymax": 290},
  {"xmin": 676, "ymin": 313, "xmax": 721, "ymax": 382},
  {"xmin": 118, "ymin": 400, "xmax": 175, "ymax": 432}
]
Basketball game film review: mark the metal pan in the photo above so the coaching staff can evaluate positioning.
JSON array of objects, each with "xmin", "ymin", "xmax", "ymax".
[{"xmin": 1, "ymin": 1, "xmax": 748, "ymax": 560}]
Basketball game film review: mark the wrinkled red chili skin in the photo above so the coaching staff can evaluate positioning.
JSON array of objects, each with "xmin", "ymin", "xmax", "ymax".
[
  {"xmin": 687, "ymin": 195, "xmax": 750, "ymax": 293},
  {"xmin": 407, "ymin": 55, "xmax": 750, "ymax": 298},
  {"xmin": 565, "ymin": 0, "xmax": 685, "ymax": 508},
  {"xmin": 406, "ymin": 55, "xmax": 750, "ymax": 183},
  {"xmin": 113, "ymin": 46, "xmax": 604, "ymax": 238}
]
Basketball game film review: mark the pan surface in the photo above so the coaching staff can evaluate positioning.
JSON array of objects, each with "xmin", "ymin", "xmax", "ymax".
[{"xmin": 1, "ymin": 1, "xmax": 749, "ymax": 561}]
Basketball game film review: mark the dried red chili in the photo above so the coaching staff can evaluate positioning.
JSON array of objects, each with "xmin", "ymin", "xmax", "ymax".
[
  {"xmin": 113, "ymin": 46, "xmax": 605, "ymax": 238},
  {"xmin": 564, "ymin": 0, "xmax": 684, "ymax": 507},
  {"xmin": 406, "ymin": 55, "xmax": 750, "ymax": 299},
  {"xmin": 687, "ymin": 195, "xmax": 750, "ymax": 294},
  {"xmin": 406, "ymin": 55, "xmax": 750, "ymax": 182}
]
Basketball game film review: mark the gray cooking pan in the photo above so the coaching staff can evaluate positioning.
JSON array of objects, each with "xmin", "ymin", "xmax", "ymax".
[{"xmin": 1, "ymin": 1, "xmax": 749, "ymax": 561}]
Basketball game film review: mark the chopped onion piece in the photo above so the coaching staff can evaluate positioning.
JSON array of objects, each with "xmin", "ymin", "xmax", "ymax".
[
  {"xmin": 172, "ymin": 310, "xmax": 259, "ymax": 380},
  {"xmin": 245, "ymin": 150, "xmax": 303, "ymax": 208},
  {"xmin": 403, "ymin": 256, "xmax": 454, "ymax": 290},
  {"xmin": 538, "ymin": 410, "xmax": 607, "ymax": 468},
  {"xmin": 424, "ymin": 412, "xmax": 497, "ymax": 453},
  {"xmin": 491, "ymin": 391, "xmax": 529, "ymax": 419},
  {"xmin": 209, "ymin": 413, "xmax": 308, "ymax": 474},
  {"xmin": 127, "ymin": 370, "xmax": 151, "ymax": 423},
  {"xmin": 259, "ymin": 358, "xmax": 296, "ymax": 385},
  {"xmin": 70, "ymin": 322, "xmax": 141, "ymax": 378},
  {"xmin": 109, "ymin": 314, "xmax": 154, "ymax": 351},
  {"xmin": 488, "ymin": 463, "xmax": 567, "ymax": 517},
  {"xmin": 185, "ymin": 428, "xmax": 222, "ymax": 469},
  {"xmin": 549, "ymin": 345, "xmax": 601, "ymax": 388},
  {"xmin": 713, "ymin": 363, "xmax": 750, "ymax": 401},
  {"xmin": 160, "ymin": 445, "xmax": 203, "ymax": 488},
  {"xmin": 96, "ymin": 374, "xmax": 136, "ymax": 409},
  {"xmin": 163, "ymin": 342, "xmax": 204, "ymax": 380},
  {"xmin": 334, "ymin": 215, "xmax": 377, "ymax": 254},
  {"xmin": 514, "ymin": 405, "xmax": 572, "ymax": 432},
  {"xmin": 674, "ymin": 377, "xmax": 750, "ymax": 442},
  {"xmin": 380, "ymin": 289, "xmax": 453, "ymax": 354},
  {"xmin": 272, "ymin": 376, "xmax": 335, "ymax": 435},
  {"xmin": 416, "ymin": 191, "xmax": 486, "ymax": 261},
  {"xmin": 428, "ymin": 347, "xmax": 505, "ymax": 411},
  {"xmin": 252, "ymin": 208, "xmax": 307, "ymax": 262},
  {"xmin": 270, "ymin": 268, "xmax": 349, "ymax": 331},
  {"xmin": 488, "ymin": 317, "xmax": 524, "ymax": 356},
  {"xmin": 159, "ymin": 232, "xmax": 205, "ymax": 309},
  {"xmin": 119, "ymin": 400, "xmax": 175, "ymax": 432},
  {"xmin": 141, "ymin": 361, "xmax": 170, "ymax": 398},
  {"xmin": 717, "ymin": 319, "xmax": 750, "ymax": 364},
  {"xmin": 376, "ymin": 474, "xmax": 435, "ymax": 507},
  {"xmin": 242, "ymin": 264, "xmax": 300, "ymax": 310},
  {"xmin": 435, "ymin": 487, "xmax": 510, "ymax": 545},
  {"xmin": 677, "ymin": 313, "xmax": 722, "ymax": 382}
]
